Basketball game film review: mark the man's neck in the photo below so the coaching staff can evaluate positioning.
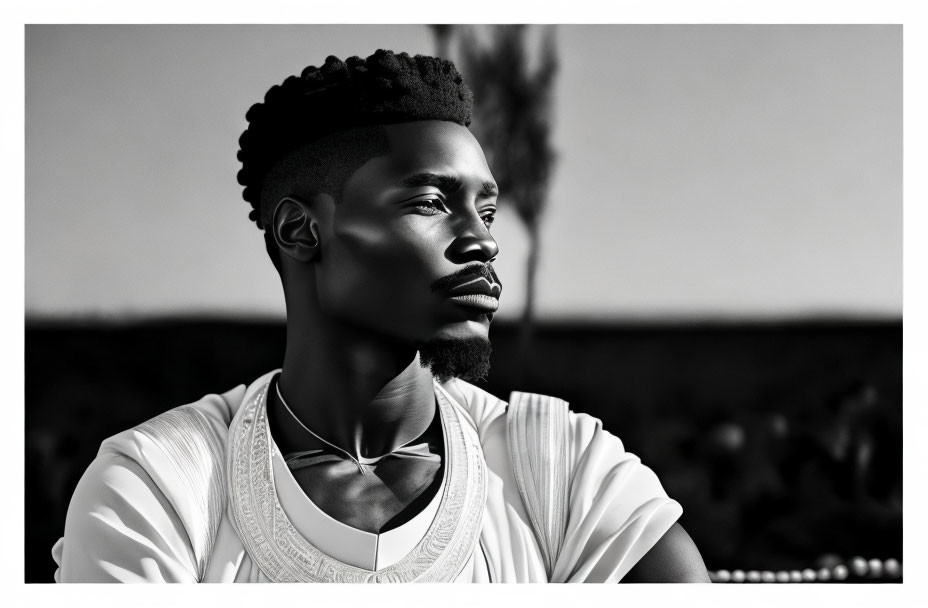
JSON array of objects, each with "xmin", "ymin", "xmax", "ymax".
[{"xmin": 273, "ymin": 317, "xmax": 438, "ymax": 459}]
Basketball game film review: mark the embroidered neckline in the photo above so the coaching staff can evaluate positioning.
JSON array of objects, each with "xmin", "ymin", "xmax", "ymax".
[{"xmin": 227, "ymin": 378, "xmax": 487, "ymax": 582}]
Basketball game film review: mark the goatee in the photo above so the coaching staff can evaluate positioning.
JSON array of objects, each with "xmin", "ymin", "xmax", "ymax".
[{"xmin": 418, "ymin": 336, "xmax": 492, "ymax": 384}]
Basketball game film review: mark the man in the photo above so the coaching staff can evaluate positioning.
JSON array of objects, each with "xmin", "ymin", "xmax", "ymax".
[{"xmin": 52, "ymin": 50, "xmax": 708, "ymax": 583}]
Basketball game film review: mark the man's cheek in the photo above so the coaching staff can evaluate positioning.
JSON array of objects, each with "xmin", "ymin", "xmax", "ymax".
[{"xmin": 335, "ymin": 222, "xmax": 412, "ymax": 265}]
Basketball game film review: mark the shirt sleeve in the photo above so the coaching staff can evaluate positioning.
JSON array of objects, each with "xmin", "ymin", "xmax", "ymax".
[
  {"xmin": 53, "ymin": 447, "xmax": 199, "ymax": 583},
  {"xmin": 550, "ymin": 411, "xmax": 683, "ymax": 583}
]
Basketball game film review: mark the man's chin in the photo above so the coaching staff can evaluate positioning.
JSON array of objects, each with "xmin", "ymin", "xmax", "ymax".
[
  {"xmin": 418, "ymin": 335, "xmax": 492, "ymax": 384},
  {"xmin": 435, "ymin": 317, "xmax": 491, "ymax": 340}
]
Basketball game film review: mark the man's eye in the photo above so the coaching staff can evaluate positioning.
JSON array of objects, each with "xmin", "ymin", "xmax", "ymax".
[
  {"xmin": 413, "ymin": 198, "xmax": 447, "ymax": 215},
  {"xmin": 482, "ymin": 213, "xmax": 496, "ymax": 228}
]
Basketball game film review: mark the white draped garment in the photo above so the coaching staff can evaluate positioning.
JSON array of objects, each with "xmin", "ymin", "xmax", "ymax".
[{"xmin": 52, "ymin": 371, "xmax": 682, "ymax": 583}]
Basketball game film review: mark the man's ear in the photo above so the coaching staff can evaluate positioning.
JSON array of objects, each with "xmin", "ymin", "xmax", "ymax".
[{"xmin": 271, "ymin": 196, "xmax": 321, "ymax": 263}]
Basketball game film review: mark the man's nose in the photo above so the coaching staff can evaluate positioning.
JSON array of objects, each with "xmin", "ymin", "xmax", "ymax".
[{"xmin": 447, "ymin": 216, "xmax": 500, "ymax": 264}]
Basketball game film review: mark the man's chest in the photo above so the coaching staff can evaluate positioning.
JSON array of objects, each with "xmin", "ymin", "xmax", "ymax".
[{"xmin": 286, "ymin": 456, "xmax": 444, "ymax": 533}]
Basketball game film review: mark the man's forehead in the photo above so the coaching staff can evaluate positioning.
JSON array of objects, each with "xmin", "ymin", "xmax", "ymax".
[
  {"xmin": 382, "ymin": 121, "xmax": 476, "ymax": 154},
  {"xmin": 378, "ymin": 121, "xmax": 494, "ymax": 182}
]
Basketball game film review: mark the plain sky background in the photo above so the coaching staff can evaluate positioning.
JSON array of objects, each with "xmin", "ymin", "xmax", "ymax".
[{"xmin": 25, "ymin": 24, "xmax": 901, "ymax": 320}]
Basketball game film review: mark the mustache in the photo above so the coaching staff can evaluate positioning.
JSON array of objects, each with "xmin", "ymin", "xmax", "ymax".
[{"xmin": 431, "ymin": 263, "xmax": 501, "ymax": 293}]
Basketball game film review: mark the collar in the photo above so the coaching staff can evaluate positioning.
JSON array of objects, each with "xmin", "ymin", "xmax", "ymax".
[{"xmin": 226, "ymin": 372, "xmax": 488, "ymax": 582}]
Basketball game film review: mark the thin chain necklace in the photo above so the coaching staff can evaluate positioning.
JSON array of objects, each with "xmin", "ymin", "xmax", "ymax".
[{"xmin": 274, "ymin": 380, "xmax": 428, "ymax": 475}]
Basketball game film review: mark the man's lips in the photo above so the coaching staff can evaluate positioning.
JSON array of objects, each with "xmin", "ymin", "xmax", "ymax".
[
  {"xmin": 432, "ymin": 265, "xmax": 502, "ymax": 315},
  {"xmin": 446, "ymin": 276, "xmax": 502, "ymax": 298},
  {"xmin": 448, "ymin": 293, "xmax": 499, "ymax": 313},
  {"xmin": 445, "ymin": 275, "xmax": 501, "ymax": 313}
]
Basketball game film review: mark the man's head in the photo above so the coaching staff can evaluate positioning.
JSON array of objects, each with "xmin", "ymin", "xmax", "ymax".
[{"xmin": 237, "ymin": 50, "xmax": 501, "ymax": 382}]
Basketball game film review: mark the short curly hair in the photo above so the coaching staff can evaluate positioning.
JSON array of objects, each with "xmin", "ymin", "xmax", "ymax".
[{"xmin": 237, "ymin": 49, "xmax": 474, "ymax": 233}]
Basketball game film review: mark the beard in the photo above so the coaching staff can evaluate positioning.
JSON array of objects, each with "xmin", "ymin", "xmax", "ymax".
[{"xmin": 418, "ymin": 336, "xmax": 492, "ymax": 384}]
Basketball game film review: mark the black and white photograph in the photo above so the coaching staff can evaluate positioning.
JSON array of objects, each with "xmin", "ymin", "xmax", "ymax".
[{"xmin": 16, "ymin": 12, "xmax": 917, "ymax": 600}]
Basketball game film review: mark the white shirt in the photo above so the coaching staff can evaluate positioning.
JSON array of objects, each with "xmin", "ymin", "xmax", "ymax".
[{"xmin": 53, "ymin": 371, "xmax": 682, "ymax": 583}]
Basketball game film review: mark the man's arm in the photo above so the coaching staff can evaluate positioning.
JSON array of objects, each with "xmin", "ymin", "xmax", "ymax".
[
  {"xmin": 620, "ymin": 523, "xmax": 710, "ymax": 583},
  {"xmin": 55, "ymin": 449, "xmax": 199, "ymax": 582}
]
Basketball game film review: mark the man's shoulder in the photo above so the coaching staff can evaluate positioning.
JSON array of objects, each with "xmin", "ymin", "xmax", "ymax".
[
  {"xmin": 143, "ymin": 383, "xmax": 247, "ymax": 432},
  {"xmin": 85, "ymin": 382, "xmax": 251, "ymax": 536},
  {"xmin": 97, "ymin": 382, "xmax": 249, "ymax": 464},
  {"xmin": 58, "ymin": 382, "xmax": 253, "ymax": 582},
  {"xmin": 439, "ymin": 378, "xmax": 509, "ymax": 435},
  {"xmin": 441, "ymin": 378, "xmax": 601, "ymax": 440}
]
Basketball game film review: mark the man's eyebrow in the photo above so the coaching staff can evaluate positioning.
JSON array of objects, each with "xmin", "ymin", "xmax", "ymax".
[
  {"xmin": 396, "ymin": 172, "xmax": 462, "ymax": 192},
  {"xmin": 396, "ymin": 172, "xmax": 499, "ymax": 198}
]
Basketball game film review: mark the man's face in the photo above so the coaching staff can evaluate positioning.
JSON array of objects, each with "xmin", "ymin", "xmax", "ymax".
[{"xmin": 313, "ymin": 120, "xmax": 502, "ymax": 349}]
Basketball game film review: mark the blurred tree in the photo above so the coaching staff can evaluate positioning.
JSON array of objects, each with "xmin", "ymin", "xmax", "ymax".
[
  {"xmin": 429, "ymin": 24, "xmax": 453, "ymax": 60},
  {"xmin": 431, "ymin": 25, "xmax": 558, "ymax": 375}
]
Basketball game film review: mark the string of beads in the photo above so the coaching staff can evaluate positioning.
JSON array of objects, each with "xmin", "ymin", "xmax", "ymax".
[{"xmin": 709, "ymin": 556, "xmax": 901, "ymax": 583}]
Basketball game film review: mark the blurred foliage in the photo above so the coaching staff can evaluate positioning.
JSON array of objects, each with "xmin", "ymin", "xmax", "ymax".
[{"xmin": 455, "ymin": 25, "xmax": 558, "ymax": 234}]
